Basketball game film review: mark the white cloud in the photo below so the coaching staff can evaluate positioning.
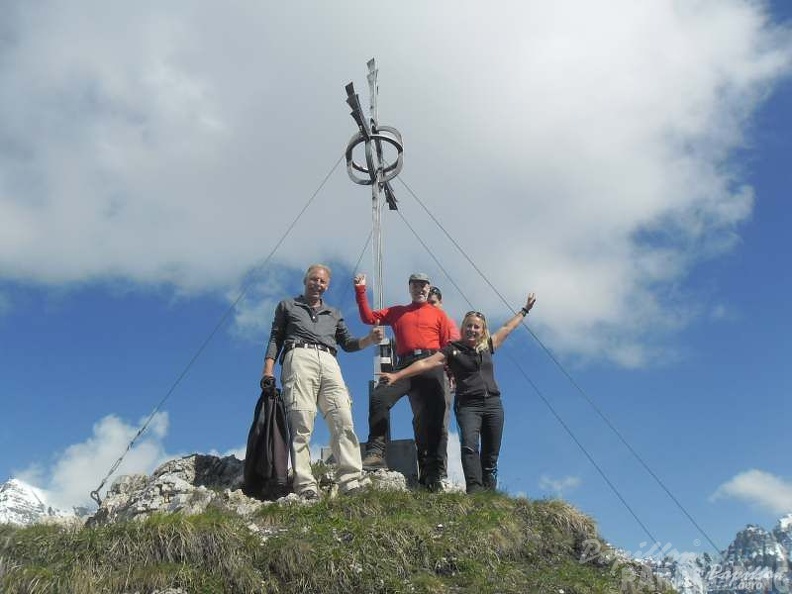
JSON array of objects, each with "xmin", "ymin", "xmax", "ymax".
[
  {"xmin": 209, "ymin": 445, "xmax": 246, "ymax": 461},
  {"xmin": 229, "ymin": 267, "xmax": 295, "ymax": 342},
  {"xmin": 711, "ymin": 469, "xmax": 792, "ymax": 514},
  {"xmin": 539, "ymin": 474, "xmax": 582, "ymax": 496},
  {"xmin": 709, "ymin": 302, "xmax": 735, "ymax": 321},
  {"xmin": 1, "ymin": 1, "xmax": 791, "ymax": 365},
  {"xmin": 17, "ymin": 413, "xmax": 173, "ymax": 510}
]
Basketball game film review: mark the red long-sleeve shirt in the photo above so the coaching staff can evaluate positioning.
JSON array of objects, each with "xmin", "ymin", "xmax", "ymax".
[{"xmin": 355, "ymin": 285, "xmax": 454, "ymax": 355}]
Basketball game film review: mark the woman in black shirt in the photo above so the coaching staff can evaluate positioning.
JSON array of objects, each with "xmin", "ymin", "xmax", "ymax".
[{"xmin": 378, "ymin": 292, "xmax": 536, "ymax": 493}]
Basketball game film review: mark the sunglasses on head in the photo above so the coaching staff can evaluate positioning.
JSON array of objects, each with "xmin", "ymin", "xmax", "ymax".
[
  {"xmin": 428, "ymin": 287, "xmax": 441, "ymax": 296},
  {"xmin": 465, "ymin": 311, "xmax": 486, "ymax": 320}
]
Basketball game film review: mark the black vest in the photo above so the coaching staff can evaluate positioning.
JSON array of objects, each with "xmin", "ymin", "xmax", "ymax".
[{"xmin": 443, "ymin": 338, "xmax": 500, "ymax": 398}]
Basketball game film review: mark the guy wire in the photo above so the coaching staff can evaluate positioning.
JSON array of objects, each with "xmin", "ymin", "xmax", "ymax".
[
  {"xmin": 90, "ymin": 154, "xmax": 345, "ymax": 506},
  {"xmin": 393, "ymin": 198, "xmax": 661, "ymax": 548},
  {"xmin": 396, "ymin": 176, "xmax": 722, "ymax": 554}
]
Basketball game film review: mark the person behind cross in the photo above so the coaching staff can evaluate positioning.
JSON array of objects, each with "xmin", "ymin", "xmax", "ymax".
[
  {"xmin": 426, "ymin": 285, "xmax": 460, "ymax": 486},
  {"xmin": 261, "ymin": 264, "xmax": 384, "ymax": 500},
  {"xmin": 378, "ymin": 293, "xmax": 537, "ymax": 494},
  {"xmin": 427, "ymin": 286, "xmax": 461, "ymax": 341},
  {"xmin": 354, "ymin": 272, "xmax": 455, "ymax": 491}
]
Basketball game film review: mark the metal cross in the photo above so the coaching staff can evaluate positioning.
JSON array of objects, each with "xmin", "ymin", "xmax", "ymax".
[
  {"xmin": 344, "ymin": 59, "xmax": 404, "ymax": 309},
  {"xmin": 344, "ymin": 59, "xmax": 403, "ymax": 375},
  {"xmin": 344, "ymin": 59, "xmax": 403, "ymax": 213}
]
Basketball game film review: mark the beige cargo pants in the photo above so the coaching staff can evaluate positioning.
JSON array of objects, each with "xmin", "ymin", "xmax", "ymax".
[{"xmin": 280, "ymin": 347, "xmax": 363, "ymax": 494}]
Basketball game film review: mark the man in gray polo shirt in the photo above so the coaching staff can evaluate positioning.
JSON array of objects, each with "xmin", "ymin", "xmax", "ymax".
[{"xmin": 261, "ymin": 263, "xmax": 383, "ymax": 500}]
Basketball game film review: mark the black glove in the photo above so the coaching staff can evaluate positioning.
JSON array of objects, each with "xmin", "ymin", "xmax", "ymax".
[{"xmin": 260, "ymin": 376, "xmax": 276, "ymax": 391}]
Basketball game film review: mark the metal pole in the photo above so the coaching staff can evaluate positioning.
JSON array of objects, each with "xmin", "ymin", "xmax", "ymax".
[
  {"xmin": 345, "ymin": 59, "xmax": 406, "ymax": 456},
  {"xmin": 344, "ymin": 58, "xmax": 403, "ymax": 378},
  {"xmin": 368, "ymin": 60, "xmax": 387, "ymax": 314},
  {"xmin": 372, "ymin": 183, "xmax": 384, "ymax": 310}
]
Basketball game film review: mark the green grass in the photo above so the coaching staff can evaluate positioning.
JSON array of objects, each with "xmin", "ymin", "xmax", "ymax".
[{"xmin": 0, "ymin": 491, "xmax": 675, "ymax": 594}]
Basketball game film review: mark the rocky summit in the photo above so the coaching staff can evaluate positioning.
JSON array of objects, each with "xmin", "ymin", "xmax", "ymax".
[
  {"xmin": 0, "ymin": 453, "xmax": 410, "ymax": 530},
  {"xmin": 6, "ymin": 453, "xmax": 790, "ymax": 594},
  {"xmin": 88, "ymin": 453, "xmax": 409, "ymax": 526}
]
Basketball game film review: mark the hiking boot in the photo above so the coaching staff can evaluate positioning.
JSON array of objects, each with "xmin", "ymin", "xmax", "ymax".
[
  {"xmin": 361, "ymin": 450, "xmax": 386, "ymax": 470},
  {"xmin": 423, "ymin": 476, "xmax": 443, "ymax": 493},
  {"xmin": 483, "ymin": 473, "xmax": 498, "ymax": 491},
  {"xmin": 299, "ymin": 489, "xmax": 319, "ymax": 501}
]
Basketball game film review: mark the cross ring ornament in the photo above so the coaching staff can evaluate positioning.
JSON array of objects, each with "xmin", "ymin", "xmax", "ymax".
[{"xmin": 344, "ymin": 59, "xmax": 403, "ymax": 210}]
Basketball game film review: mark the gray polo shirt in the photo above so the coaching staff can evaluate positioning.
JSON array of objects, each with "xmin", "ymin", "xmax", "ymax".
[{"xmin": 265, "ymin": 295, "xmax": 364, "ymax": 361}]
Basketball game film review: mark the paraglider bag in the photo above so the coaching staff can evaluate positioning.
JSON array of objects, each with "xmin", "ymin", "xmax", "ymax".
[{"xmin": 243, "ymin": 384, "xmax": 290, "ymax": 500}]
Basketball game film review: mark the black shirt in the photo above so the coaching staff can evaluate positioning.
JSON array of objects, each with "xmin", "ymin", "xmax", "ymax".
[{"xmin": 442, "ymin": 338, "xmax": 500, "ymax": 398}]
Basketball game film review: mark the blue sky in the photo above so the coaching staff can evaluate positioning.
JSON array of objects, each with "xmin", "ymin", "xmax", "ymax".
[{"xmin": 2, "ymin": 0, "xmax": 792, "ymax": 557}]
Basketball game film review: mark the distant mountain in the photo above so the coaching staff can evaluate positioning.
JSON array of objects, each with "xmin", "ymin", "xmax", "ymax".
[
  {"xmin": 0, "ymin": 478, "xmax": 73, "ymax": 526},
  {"xmin": 645, "ymin": 514, "xmax": 792, "ymax": 594}
]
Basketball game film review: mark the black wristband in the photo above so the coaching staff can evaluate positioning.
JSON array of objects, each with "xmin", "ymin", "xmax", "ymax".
[{"xmin": 520, "ymin": 307, "xmax": 530, "ymax": 316}]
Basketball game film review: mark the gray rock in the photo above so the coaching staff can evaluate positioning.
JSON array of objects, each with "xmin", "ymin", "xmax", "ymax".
[
  {"xmin": 88, "ymin": 453, "xmax": 411, "ymax": 527},
  {"xmin": 89, "ymin": 454, "xmax": 254, "ymax": 526}
]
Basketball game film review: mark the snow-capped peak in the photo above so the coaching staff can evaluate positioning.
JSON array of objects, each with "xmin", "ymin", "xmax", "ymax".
[
  {"xmin": 644, "ymin": 515, "xmax": 792, "ymax": 594},
  {"xmin": 0, "ymin": 477, "xmax": 72, "ymax": 526}
]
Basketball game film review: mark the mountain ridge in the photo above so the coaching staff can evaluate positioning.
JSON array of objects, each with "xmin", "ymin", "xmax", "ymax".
[
  {"xmin": 0, "ymin": 477, "xmax": 73, "ymax": 526},
  {"xmin": 646, "ymin": 514, "xmax": 792, "ymax": 594}
]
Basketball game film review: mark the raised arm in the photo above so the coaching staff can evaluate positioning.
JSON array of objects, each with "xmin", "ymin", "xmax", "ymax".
[
  {"xmin": 353, "ymin": 273, "xmax": 388, "ymax": 325},
  {"xmin": 377, "ymin": 351, "xmax": 447, "ymax": 385},
  {"xmin": 491, "ymin": 292, "xmax": 537, "ymax": 350}
]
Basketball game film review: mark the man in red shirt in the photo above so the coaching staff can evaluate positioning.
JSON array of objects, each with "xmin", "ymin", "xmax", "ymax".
[{"xmin": 354, "ymin": 272, "xmax": 455, "ymax": 491}]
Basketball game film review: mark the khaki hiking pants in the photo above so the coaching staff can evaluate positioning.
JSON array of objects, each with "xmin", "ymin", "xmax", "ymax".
[{"xmin": 280, "ymin": 347, "xmax": 363, "ymax": 494}]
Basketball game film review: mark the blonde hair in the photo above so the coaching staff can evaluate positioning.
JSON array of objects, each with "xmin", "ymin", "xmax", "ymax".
[
  {"xmin": 303, "ymin": 264, "xmax": 331, "ymax": 282},
  {"xmin": 462, "ymin": 311, "xmax": 490, "ymax": 352}
]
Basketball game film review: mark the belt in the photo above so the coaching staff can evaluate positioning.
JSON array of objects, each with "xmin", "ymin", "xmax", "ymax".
[
  {"xmin": 283, "ymin": 341, "xmax": 337, "ymax": 357},
  {"xmin": 397, "ymin": 349, "xmax": 438, "ymax": 367}
]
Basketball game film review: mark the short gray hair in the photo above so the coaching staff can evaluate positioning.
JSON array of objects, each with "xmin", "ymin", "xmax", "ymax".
[{"xmin": 304, "ymin": 264, "xmax": 331, "ymax": 282}]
